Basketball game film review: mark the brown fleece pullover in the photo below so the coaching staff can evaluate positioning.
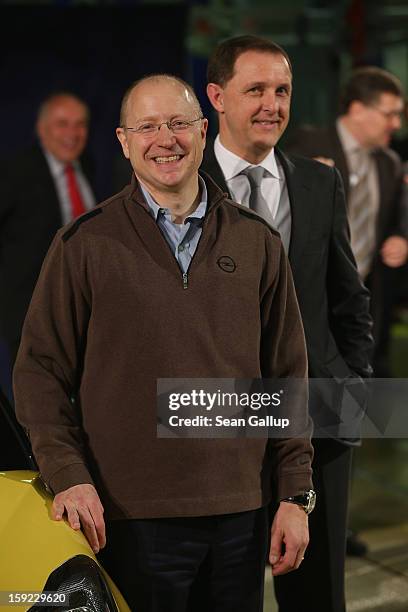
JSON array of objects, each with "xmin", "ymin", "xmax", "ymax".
[{"xmin": 14, "ymin": 173, "xmax": 313, "ymax": 520}]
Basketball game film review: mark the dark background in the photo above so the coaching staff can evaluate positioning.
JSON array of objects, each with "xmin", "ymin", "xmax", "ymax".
[{"xmin": 0, "ymin": 6, "xmax": 187, "ymax": 198}]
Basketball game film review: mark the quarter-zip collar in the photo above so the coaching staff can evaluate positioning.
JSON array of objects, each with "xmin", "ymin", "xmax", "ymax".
[
  {"xmin": 125, "ymin": 171, "xmax": 227, "ymax": 216},
  {"xmin": 121, "ymin": 172, "xmax": 228, "ymax": 285}
]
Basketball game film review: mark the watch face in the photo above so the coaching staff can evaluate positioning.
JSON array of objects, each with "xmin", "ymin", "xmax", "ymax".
[{"xmin": 282, "ymin": 490, "xmax": 316, "ymax": 514}]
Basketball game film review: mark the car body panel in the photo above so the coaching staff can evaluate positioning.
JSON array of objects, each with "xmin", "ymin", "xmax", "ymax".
[{"xmin": 0, "ymin": 470, "xmax": 130, "ymax": 611}]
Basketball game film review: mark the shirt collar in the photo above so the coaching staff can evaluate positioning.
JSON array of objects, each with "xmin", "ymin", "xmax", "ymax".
[
  {"xmin": 140, "ymin": 175, "xmax": 208, "ymax": 223},
  {"xmin": 214, "ymin": 134, "xmax": 281, "ymax": 180},
  {"xmin": 43, "ymin": 147, "xmax": 80, "ymax": 178},
  {"xmin": 336, "ymin": 117, "xmax": 365, "ymax": 155}
]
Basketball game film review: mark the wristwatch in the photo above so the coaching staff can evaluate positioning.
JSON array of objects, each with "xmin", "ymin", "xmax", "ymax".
[{"xmin": 281, "ymin": 489, "xmax": 316, "ymax": 514}]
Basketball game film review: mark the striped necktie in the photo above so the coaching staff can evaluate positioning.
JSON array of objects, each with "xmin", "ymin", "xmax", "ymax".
[
  {"xmin": 348, "ymin": 149, "xmax": 375, "ymax": 279},
  {"xmin": 241, "ymin": 166, "xmax": 275, "ymax": 226}
]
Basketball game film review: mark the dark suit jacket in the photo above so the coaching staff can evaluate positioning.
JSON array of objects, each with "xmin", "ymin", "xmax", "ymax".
[
  {"xmin": 0, "ymin": 143, "xmax": 94, "ymax": 346},
  {"xmin": 286, "ymin": 123, "xmax": 406, "ymax": 346},
  {"xmin": 202, "ymin": 144, "xmax": 373, "ymax": 440}
]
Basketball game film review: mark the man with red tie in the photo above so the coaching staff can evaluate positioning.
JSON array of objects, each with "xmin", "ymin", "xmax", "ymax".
[{"xmin": 0, "ymin": 92, "xmax": 96, "ymax": 367}]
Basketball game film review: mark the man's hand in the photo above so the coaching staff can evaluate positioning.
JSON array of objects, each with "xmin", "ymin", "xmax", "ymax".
[
  {"xmin": 380, "ymin": 235, "xmax": 408, "ymax": 267},
  {"xmin": 269, "ymin": 501, "xmax": 309, "ymax": 576},
  {"xmin": 51, "ymin": 483, "xmax": 106, "ymax": 554}
]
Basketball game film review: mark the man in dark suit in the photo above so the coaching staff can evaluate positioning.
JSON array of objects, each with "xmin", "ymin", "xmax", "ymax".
[
  {"xmin": 286, "ymin": 67, "xmax": 408, "ymax": 376},
  {"xmin": 0, "ymin": 92, "xmax": 95, "ymax": 366},
  {"xmin": 204, "ymin": 35, "xmax": 373, "ymax": 612}
]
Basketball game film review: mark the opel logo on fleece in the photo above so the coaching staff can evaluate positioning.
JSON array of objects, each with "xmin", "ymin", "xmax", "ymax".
[{"xmin": 217, "ymin": 256, "xmax": 236, "ymax": 273}]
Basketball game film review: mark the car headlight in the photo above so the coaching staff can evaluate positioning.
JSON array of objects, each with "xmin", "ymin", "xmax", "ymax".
[{"xmin": 28, "ymin": 555, "xmax": 119, "ymax": 612}]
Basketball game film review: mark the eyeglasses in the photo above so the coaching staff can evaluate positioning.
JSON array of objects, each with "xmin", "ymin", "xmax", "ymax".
[
  {"xmin": 121, "ymin": 117, "xmax": 203, "ymax": 136},
  {"xmin": 370, "ymin": 106, "xmax": 403, "ymax": 120}
]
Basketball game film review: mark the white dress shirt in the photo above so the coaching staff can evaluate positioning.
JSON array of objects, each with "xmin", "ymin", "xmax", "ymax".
[
  {"xmin": 214, "ymin": 135, "xmax": 291, "ymax": 252},
  {"xmin": 44, "ymin": 150, "xmax": 96, "ymax": 225}
]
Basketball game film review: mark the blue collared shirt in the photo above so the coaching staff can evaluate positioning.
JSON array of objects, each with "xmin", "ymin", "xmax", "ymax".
[{"xmin": 140, "ymin": 177, "xmax": 207, "ymax": 274}]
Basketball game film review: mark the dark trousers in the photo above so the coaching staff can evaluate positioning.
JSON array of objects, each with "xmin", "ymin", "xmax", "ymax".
[
  {"xmin": 99, "ymin": 507, "xmax": 268, "ymax": 612},
  {"xmin": 274, "ymin": 439, "xmax": 352, "ymax": 612}
]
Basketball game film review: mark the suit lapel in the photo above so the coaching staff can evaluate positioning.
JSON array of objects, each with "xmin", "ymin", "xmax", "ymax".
[
  {"xmin": 32, "ymin": 144, "xmax": 64, "ymax": 226},
  {"xmin": 202, "ymin": 143, "xmax": 229, "ymax": 192},
  {"xmin": 276, "ymin": 149, "xmax": 312, "ymax": 271},
  {"xmin": 372, "ymin": 151, "xmax": 391, "ymax": 244},
  {"xmin": 328, "ymin": 124, "xmax": 350, "ymax": 202}
]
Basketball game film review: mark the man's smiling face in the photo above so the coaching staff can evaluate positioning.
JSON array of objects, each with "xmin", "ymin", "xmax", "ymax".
[
  {"xmin": 207, "ymin": 50, "xmax": 292, "ymax": 164},
  {"xmin": 116, "ymin": 79, "xmax": 207, "ymax": 198},
  {"xmin": 36, "ymin": 95, "xmax": 89, "ymax": 164}
]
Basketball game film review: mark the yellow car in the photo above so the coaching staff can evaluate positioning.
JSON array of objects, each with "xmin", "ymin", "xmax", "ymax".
[{"xmin": 0, "ymin": 388, "xmax": 130, "ymax": 612}]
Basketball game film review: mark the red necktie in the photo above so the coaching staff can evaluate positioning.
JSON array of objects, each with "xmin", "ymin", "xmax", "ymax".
[{"xmin": 65, "ymin": 164, "xmax": 86, "ymax": 219}]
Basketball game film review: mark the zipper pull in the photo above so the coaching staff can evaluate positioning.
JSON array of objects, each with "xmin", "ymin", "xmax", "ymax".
[{"xmin": 183, "ymin": 272, "xmax": 188, "ymax": 289}]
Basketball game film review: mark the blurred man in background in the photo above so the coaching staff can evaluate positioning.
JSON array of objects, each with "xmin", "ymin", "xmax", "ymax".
[
  {"xmin": 0, "ymin": 92, "xmax": 96, "ymax": 367},
  {"xmin": 287, "ymin": 67, "xmax": 408, "ymax": 377}
]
